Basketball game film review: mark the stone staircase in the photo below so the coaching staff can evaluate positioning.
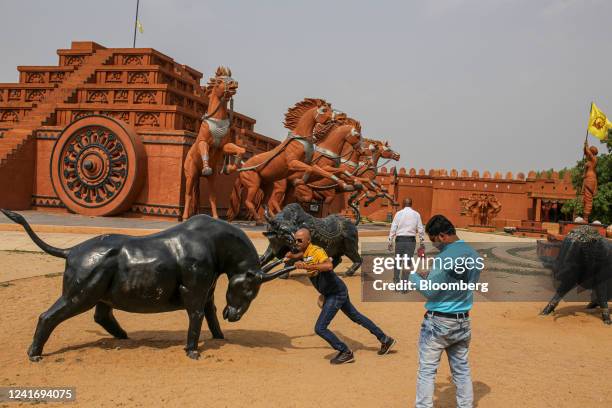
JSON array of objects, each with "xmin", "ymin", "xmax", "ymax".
[{"xmin": 0, "ymin": 49, "xmax": 114, "ymax": 168}]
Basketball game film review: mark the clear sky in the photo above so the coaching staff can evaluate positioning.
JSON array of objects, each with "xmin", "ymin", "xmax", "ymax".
[{"xmin": 2, "ymin": 0, "xmax": 611, "ymax": 174}]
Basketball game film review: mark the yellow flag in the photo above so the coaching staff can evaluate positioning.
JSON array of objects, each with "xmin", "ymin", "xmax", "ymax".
[
  {"xmin": 137, "ymin": 20, "xmax": 144, "ymax": 34},
  {"xmin": 587, "ymin": 102, "xmax": 611, "ymax": 140}
]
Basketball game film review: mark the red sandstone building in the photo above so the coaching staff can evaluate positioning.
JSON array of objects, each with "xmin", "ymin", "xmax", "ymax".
[
  {"xmin": 356, "ymin": 167, "xmax": 576, "ymax": 229},
  {"xmin": 0, "ymin": 41, "xmax": 576, "ymax": 227},
  {"xmin": 0, "ymin": 41, "xmax": 278, "ymax": 218}
]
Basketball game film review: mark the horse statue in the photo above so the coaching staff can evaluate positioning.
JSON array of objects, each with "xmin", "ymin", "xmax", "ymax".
[
  {"xmin": 226, "ymin": 98, "xmax": 354, "ymax": 223},
  {"xmin": 303, "ymin": 135, "xmax": 372, "ymax": 223},
  {"xmin": 182, "ymin": 66, "xmax": 246, "ymax": 220},
  {"xmin": 266, "ymin": 115, "xmax": 364, "ymax": 214},
  {"xmin": 349, "ymin": 139, "xmax": 400, "ymax": 208}
]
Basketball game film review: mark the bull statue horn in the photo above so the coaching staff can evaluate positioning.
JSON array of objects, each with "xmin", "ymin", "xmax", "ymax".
[
  {"xmin": 259, "ymin": 265, "xmax": 296, "ymax": 282},
  {"xmin": 261, "ymin": 258, "xmax": 285, "ymax": 273}
]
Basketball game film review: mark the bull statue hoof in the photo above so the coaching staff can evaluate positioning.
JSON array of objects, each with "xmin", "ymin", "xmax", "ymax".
[
  {"xmin": 27, "ymin": 346, "xmax": 42, "ymax": 362},
  {"xmin": 186, "ymin": 350, "xmax": 201, "ymax": 360},
  {"xmin": 201, "ymin": 167, "xmax": 213, "ymax": 176},
  {"xmin": 539, "ymin": 303, "xmax": 555, "ymax": 315}
]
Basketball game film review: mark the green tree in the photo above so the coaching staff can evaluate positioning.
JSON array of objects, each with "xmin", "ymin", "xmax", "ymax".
[{"xmin": 561, "ymin": 137, "xmax": 612, "ymax": 224}]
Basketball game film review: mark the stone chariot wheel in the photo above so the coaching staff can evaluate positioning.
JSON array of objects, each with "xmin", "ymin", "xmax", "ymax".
[{"xmin": 50, "ymin": 115, "xmax": 146, "ymax": 216}]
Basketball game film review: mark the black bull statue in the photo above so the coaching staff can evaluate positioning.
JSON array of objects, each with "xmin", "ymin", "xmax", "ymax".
[
  {"xmin": 259, "ymin": 203, "xmax": 362, "ymax": 276},
  {"xmin": 540, "ymin": 225, "xmax": 612, "ymax": 324},
  {"xmin": 0, "ymin": 209, "xmax": 294, "ymax": 361}
]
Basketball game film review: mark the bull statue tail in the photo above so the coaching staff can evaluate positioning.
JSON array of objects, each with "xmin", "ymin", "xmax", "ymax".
[
  {"xmin": 0, "ymin": 209, "xmax": 69, "ymax": 258},
  {"xmin": 226, "ymin": 178, "xmax": 243, "ymax": 221},
  {"xmin": 348, "ymin": 200, "xmax": 361, "ymax": 226}
]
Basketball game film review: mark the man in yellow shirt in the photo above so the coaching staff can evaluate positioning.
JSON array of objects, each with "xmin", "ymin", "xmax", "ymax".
[{"xmin": 286, "ymin": 228, "xmax": 395, "ymax": 364}]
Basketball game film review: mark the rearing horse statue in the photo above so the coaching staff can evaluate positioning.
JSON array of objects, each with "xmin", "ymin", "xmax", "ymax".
[
  {"xmin": 226, "ymin": 98, "xmax": 353, "ymax": 223},
  {"xmin": 349, "ymin": 139, "xmax": 400, "ymax": 208},
  {"xmin": 182, "ymin": 66, "xmax": 246, "ymax": 220},
  {"xmin": 275, "ymin": 116, "xmax": 364, "ymax": 211}
]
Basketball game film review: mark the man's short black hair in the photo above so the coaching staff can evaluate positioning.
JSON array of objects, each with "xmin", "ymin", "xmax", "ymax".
[{"xmin": 425, "ymin": 214, "xmax": 456, "ymax": 236}]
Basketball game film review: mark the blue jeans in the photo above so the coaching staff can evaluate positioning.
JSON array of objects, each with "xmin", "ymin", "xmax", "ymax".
[
  {"xmin": 315, "ymin": 289, "xmax": 387, "ymax": 352},
  {"xmin": 416, "ymin": 315, "xmax": 473, "ymax": 408}
]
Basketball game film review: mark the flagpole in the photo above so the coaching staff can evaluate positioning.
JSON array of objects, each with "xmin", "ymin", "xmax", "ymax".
[
  {"xmin": 584, "ymin": 101, "xmax": 592, "ymax": 145},
  {"xmin": 132, "ymin": 0, "xmax": 140, "ymax": 48},
  {"xmin": 573, "ymin": 102, "xmax": 592, "ymax": 219}
]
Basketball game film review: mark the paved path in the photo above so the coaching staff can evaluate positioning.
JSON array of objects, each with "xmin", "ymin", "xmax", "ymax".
[
  {"xmin": 0, "ymin": 226, "xmax": 535, "ymax": 253},
  {"xmin": 0, "ymin": 224, "xmax": 536, "ymax": 283},
  {"xmin": 0, "ymin": 210, "xmax": 393, "ymax": 237},
  {"xmin": 0, "ymin": 210, "xmax": 178, "ymax": 230}
]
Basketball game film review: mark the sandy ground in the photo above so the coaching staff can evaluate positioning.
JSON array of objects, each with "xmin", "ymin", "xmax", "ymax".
[{"xmin": 1, "ymin": 249, "xmax": 611, "ymax": 408}]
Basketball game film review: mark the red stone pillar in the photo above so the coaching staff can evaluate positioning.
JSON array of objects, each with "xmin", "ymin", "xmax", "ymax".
[{"xmin": 535, "ymin": 198, "xmax": 542, "ymax": 222}]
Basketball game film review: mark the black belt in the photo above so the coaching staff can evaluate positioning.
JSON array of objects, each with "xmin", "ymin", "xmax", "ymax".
[
  {"xmin": 425, "ymin": 311, "xmax": 469, "ymax": 319},
  {"xmin": 395, "ymin": 236, "xmax": 416, "ymax": 241}
]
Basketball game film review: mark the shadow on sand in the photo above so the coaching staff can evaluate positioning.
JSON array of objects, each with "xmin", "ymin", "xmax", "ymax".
[
  {"xmin": 433, "ymin": 377, "xmax": 491, "ymax": 407},
  {"xmin": 45, "ymin": 328, "xmax": 384, "ymax": 358},
  {"xmin": 550, "ymin": 303, "xmax": 605, "ymax": 322}
]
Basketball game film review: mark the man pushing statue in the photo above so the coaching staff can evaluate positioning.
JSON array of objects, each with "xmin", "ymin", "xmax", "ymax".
[{"xmin": 285, "ymin": 228, "xmax": 395, "ymax": 364}]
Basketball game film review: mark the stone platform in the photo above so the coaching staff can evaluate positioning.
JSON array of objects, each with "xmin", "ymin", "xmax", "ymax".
[
  {"xmin": 467, "ymin": 225, "xmax": 496, "ymax": 233},
  {"xmin": 0, "ymin": 210, "xmax": 392, "ymax": 238}
]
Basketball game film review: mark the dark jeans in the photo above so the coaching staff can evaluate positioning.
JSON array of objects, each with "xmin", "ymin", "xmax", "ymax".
[
  {"xmin": 395, "ymin": 236, "xmax": 416, "ymax": 282},
  {"xmin": 315, "ymin": 289, "xmax": 387, "ymax": 352}
]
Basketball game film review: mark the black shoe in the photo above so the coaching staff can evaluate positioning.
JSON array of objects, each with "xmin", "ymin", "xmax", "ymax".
[
  {"xmin": 378, "ymin": 336, "xmax": 396, "ymax": 355},
  {"xmin": 330, "ymin": 350, "xmax": 354, "ymax": 365}
]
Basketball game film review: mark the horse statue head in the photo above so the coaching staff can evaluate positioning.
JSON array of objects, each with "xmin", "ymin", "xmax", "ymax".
[
  {"xmin": 363, "ymin": 139, "xmax": 400, "ymax": 163},
  {"xmin": 313, "ymin": 114, "xmax": 362, "ymax": 156},
  {"xmin": 205, "ymin": 66, "xmax": 238, "ymax": 104},
  {"xmin": 343, "ymin": 117, "xmax": 362, "ymax": 146},
  {"xmin": 283, "ymin": 98, "xmax": 334, "ymax": 140}
]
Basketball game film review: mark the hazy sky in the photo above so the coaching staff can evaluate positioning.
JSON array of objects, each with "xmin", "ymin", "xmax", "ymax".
[{"xmin": 2, "ymin": 0, "xmax": 611, "ymax": 174}]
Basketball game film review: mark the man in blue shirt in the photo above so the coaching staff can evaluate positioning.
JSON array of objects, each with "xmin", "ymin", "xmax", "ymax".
[{"xmin": 409, "ymin": 215, "xmax": 482, "ymax": 408}]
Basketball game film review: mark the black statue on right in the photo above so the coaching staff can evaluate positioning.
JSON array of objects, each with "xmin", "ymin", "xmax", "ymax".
[
  {"xmin": 540, "ymin": 225, "xmax": 612, "ymax": 324},
  {"xmin": 260, "ymin": 204, "xmax": 362, "ymax": 276}
]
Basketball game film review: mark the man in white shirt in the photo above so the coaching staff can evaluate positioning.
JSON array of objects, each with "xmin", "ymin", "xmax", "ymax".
[{"xmin": 388, "ymin": 198, "xmax": 425, "ymax": 283}]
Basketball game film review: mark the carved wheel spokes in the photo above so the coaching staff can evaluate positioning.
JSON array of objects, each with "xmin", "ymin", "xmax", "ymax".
[
  {"xmin": 51, "ymin": 115, "xmax": 145, "ymax": 216},
  {"xmin": 60, "ymin": 127, "xmax": 128, "ymax": 206}
]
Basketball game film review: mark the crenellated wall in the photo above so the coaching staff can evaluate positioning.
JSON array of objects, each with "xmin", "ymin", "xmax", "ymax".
[{"xmin": 341, "ymin": 167, "xmax": 576, "ymax": 228}]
